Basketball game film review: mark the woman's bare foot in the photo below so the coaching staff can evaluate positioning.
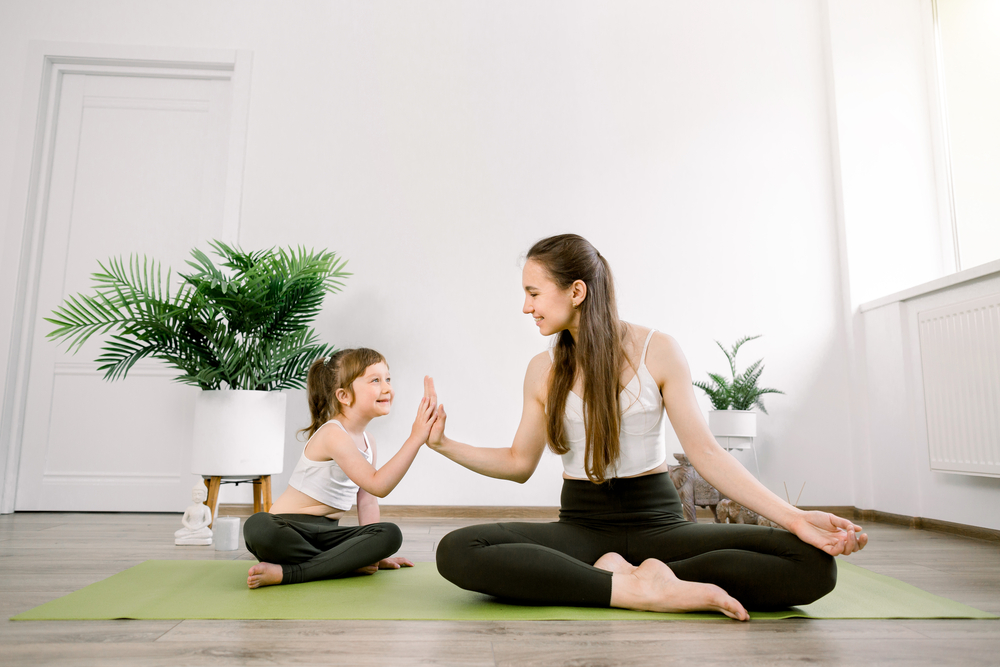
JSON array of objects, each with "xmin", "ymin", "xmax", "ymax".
[
  {"xmin": 594, "ymin": 552, "xmax": 637, "ymax": 575},
  {"xmin": 610, "ymin": 558, "xmax": 749, "ymax": 621},
  {"xmin": 247, "ymin": 562, "xmax": 283, "ymax": 589}
]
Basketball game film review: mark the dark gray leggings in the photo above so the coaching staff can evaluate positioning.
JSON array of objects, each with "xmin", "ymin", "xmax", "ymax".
[
  {"xmin": 436, "ymin": 473, "xmax": 836, "ymax": 610},
  {"xmin": 243, "ymin": 513, "xmax": 402, "ymax": 585}
]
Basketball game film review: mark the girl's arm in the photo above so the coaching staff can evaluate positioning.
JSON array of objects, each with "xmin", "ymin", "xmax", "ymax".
[
  {"xmin": 427, "ymin": 352, "xmax": 550, "ymax": 483},
  {"xmin": 356, "ymin": 438, "xmax": 381, "ymax": 526},
  {"xmin": 318, "ymin": 378, "xmax": 439, "ymax": 498},
  {"xmin": 647, "ymin": 332, "xmax": 867, "ymax": 557},
  {"xmin": 355, "ymin": 437, "xmax": 413, "ymax": 571}
]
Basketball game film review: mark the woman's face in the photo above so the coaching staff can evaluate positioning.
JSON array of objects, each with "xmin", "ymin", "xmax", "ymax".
[{"xmin": 522, "ymin": 259, "xmax": 579, "ymax": 336}]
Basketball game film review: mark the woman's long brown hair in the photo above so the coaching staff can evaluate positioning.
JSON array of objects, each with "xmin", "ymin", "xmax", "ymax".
[{"xmin": 527, "ymin": 234, "xmax": 626, "ymax": 484}]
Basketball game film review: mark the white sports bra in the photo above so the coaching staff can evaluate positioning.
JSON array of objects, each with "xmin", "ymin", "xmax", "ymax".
[
  {"xmin": 553, "ymin": 328, "xmax": 667, "ymax": 479},
  {"xmin": 287, "ymin": 419, "xmax": 372, "ymax": 511}
]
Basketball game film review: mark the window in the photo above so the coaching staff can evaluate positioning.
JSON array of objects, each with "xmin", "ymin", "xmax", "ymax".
[{"xmin": 935, "ymin": 0, "xmax": 1000, "ymax": 270}]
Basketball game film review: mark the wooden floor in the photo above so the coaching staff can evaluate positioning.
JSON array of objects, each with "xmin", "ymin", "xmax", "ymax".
[{"xmin": 1, "ymin": 512, "xmax": 998, "ymax": 666}]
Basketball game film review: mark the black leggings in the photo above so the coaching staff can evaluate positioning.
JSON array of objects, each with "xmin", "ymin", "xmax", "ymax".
[
  {"xmin": 243, "ymin": 513, "xmax": 402, "ymax": 585},
  {"xmin": 435, "ymin": 472, "xmax": 836, "ymax": 610}
]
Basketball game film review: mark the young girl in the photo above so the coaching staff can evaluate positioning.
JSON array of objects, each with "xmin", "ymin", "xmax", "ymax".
[
  {"xmin": 430, "ymin": 234, "xmax": 866, "ymax": 620},
  {"xmin": 243, "ymin": 347, "xmax": 439, "ymax": 588}
]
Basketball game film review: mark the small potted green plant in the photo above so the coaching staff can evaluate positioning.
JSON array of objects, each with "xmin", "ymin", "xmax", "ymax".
[
  {"xmin": 693, "ymin": 335, "xmax": 784, "ymax": 445},
  {"xmin": 46, "ymin": 240, "xmax": 350, "ymax": 477}
]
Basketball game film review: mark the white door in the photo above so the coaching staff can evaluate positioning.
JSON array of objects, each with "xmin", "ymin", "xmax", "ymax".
[{"xmin": 15, "ymin": 71, "xmax": 237, "ymax": 511}]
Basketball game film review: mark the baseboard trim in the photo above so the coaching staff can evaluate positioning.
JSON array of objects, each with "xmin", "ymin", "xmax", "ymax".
[
  {"xmin": 851, "ymin": 508, "xmax": 1000, "ymax": 543},
  {"xmin": 218, "ymin": 503, "xmax": 1000, "ymax": 542},
  {"xmin": 216, "ymin": 504, "xmax": 563, "ymax": 519}
]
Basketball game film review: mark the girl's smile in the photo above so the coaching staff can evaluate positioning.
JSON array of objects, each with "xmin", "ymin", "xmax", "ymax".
[{"xmin": 348, "ymin": 362, "xmax": 393, "ymax": 416}]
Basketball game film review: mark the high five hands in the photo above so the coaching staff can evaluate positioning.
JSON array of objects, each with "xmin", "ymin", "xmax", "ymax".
[
  {"xmin": 413, "ymin": 376, "xmax": 447, "ymax": 449},
  {"xmin": 410, "ymin": 376, "xmax": 443, "ymax": 444}
]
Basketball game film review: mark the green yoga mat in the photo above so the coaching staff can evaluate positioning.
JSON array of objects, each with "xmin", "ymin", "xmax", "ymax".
[{"xmin": 12, "ymin": 560, "xmax": 997, "ymax": 621}]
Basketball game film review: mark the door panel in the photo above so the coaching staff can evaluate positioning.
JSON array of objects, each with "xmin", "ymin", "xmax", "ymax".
[{"xmin": 16, "ymin": 71, "xmax": 235, "ymax": 511}]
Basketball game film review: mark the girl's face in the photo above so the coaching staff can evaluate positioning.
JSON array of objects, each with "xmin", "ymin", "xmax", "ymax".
[
  {"xmin": 343, "ymin": 362, "xmax": 393, "ymax": 417},
  {"xmin": 522, "ymin": 259, "xmax": 580, "ymax": 337}
]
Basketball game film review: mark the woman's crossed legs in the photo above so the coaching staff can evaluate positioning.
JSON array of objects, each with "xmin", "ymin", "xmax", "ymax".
[{"xmin": 435, "ymin": 518, "xmax": 835, "ymax": 616}]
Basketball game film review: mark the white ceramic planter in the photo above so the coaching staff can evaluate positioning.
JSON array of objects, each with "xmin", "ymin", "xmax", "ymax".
[
  {"xmin": 708, "ymin": 410, "xmax": 757, "ymax": 438},
  {"xmin": 191, "ymin": 390, "xmax": 286, "ymax": 476}
]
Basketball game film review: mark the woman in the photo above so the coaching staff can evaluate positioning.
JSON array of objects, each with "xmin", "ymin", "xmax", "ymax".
[{"xmin": 428, "ymin": 234, "xmax": 866, "ymax": 620}]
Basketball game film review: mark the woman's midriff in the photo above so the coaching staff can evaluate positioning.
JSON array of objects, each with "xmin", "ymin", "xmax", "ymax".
[
  {"xmin": 558, "ymin": 469, "xmax": 686, "ymax": 525},
  {"xmin": 560, "ymin": 459, "xmax": 670, "ymax": 481}
]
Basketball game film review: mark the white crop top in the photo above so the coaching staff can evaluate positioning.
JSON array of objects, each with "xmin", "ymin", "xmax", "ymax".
[
  {"xmin": 287, "ymin": 420, "xmax": 372, "ymax": 511},
  {"xmin": 554, "ymin": 328, "xmax": 667, "ymax": 479}
]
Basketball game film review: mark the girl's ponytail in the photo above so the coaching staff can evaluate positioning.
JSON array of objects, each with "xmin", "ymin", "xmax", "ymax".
[{"xmin": 299, "ymin": 353, "xmax": 341, "ymax": 440}]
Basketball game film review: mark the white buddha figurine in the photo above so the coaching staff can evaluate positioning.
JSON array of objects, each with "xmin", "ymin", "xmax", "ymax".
[{"xmin": 175, "ymin": 482, "xmax": 213, "ymax": 546}]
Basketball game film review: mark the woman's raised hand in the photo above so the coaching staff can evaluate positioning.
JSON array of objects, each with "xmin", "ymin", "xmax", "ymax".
[
  {"xmin": 788, "ymin": 511, "xmax": 868, "ymax": 556},
  {"xmin": 409, "ymin": 376, "xmax": 439, "ymax": 444},
  {"xmin": 427, "ymin": 404, "xmax": 448, "ymax": 450}
]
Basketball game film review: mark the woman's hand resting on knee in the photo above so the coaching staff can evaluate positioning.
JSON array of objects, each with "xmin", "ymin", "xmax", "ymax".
[{"xmin": 787, "ymin": 511, "xmax": 868, "ymax": 556}]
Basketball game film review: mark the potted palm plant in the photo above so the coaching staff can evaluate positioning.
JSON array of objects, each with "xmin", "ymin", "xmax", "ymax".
[
  {"xmin": 45, "ymin": 240, "xmax": 350, "ymax": 477},
  {"xmin": 693, "ymin": 335, "xmax": 784, "ymax": 444}
]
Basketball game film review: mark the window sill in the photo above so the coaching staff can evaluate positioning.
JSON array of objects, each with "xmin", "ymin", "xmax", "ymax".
[{"xmin": 859, "ymin": 258, "xmax": 1000, "ymax": 313}]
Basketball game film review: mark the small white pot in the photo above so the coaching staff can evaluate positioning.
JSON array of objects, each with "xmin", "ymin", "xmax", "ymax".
[
  {"xmin": 708, "ymin": 410, "xmax": 757, "ymax": 438},
  {"xmin": 191, "ymin": 390, "xmax": 286, "ymax": 476}
]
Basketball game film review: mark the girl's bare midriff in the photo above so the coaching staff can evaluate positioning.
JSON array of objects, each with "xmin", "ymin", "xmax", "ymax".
[{"xmin": 267, "ymin": 484, "xmax": 346, "ymax": 520}]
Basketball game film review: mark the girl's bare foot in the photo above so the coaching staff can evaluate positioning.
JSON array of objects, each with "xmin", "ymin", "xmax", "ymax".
[
  {"xmin": 610, "ymin": 558, "xmax": 749, "ymax": 621},
  {"xmin": 247, "ymin": 562, "xmax": 283, "ymax": 589},
  {"xmin": 594, "ymin": 552, "xmax": 637, "ymax": 575}
]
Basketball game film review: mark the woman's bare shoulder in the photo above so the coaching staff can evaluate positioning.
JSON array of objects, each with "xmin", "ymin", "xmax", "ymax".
[
  {"xmin": 624, "ymin": 322, "xmax": 680, "ymax": 358},
  {"xmin": 524, "ymin": 350, "xmax": 553, "ymax": 399}
]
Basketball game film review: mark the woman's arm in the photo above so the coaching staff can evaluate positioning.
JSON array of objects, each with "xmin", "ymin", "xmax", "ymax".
[
  {"xmin": 321, "ymin": 378, "xmax": 439, "ymax": 498},
  {"xmin": 647, "ymin": 332, "xmax": 867, "ymax": 556},
  {"xmin": 427, "ymin": 352, "xmax": 550, "ymax": 483}
]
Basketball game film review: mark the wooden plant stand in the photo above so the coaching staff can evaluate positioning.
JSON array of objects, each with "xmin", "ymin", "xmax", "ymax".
[{"xmin": 203, "ymin": 475, "xmax": 272, "ymax": 528}]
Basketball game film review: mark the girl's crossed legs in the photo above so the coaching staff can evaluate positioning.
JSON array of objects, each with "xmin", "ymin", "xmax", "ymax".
[{"xmin": 243, "ymin": 512, "xmax": 402, "ymax": 586}]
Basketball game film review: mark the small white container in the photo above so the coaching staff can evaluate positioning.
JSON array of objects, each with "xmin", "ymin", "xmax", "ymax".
[{"xmin": 213, "ymin": 516, "xmax": 241, "ymax": 551}]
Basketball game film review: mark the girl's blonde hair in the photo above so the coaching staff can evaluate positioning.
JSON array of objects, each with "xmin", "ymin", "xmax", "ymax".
[
  {"xmin": 298, "ymin": 348, "xmax": 387, "ymax": 439},
  {"xmin": 527, "ymin": 234, "xmax": 625, "ymax": 484}
]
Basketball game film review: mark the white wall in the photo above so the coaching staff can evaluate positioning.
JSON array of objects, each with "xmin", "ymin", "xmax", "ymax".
[
  {"xmin": 824, "ymin": 0, "xmax": 1000, "ymax": 529},
  {"xmin": 0, "ymin": 0, "xmax": 900, "ymax": 511}
]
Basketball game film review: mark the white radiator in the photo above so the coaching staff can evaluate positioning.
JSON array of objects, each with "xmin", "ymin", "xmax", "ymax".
[{"xmin": 917, "ymin": 293, "xmax": 1000, "ymax": 477}]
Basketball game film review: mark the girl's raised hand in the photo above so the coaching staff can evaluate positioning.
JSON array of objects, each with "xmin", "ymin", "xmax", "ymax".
[{"xmin": 409, "ymin": 376, "xmax": 439, "ymax": 444}]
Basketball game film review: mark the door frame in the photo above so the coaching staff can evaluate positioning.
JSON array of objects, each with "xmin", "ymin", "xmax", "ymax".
[{"xmin": 0, "ymin": 42, "xmax": 252, "ymax": 513}]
